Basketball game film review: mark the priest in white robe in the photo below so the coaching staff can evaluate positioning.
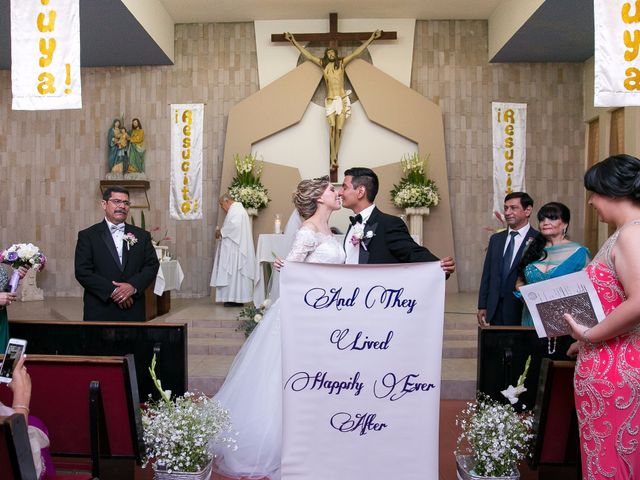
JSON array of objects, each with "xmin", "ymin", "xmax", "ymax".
[{"xmin": 210, "ymin": 194, "xmax": 256, "ymax": 306}]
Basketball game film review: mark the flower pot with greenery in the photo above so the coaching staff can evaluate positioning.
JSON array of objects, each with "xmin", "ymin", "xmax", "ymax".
[
  {"xmin": 228, "ymin": 153, "xmax": 270, "ymax": 214},
  {"xmin": 455, "ymin": 357, "xmax": 534, "ymax": 479},
  {"xmin": 142, "ymin": 355, "xmax": 235, "ymax": 479}
]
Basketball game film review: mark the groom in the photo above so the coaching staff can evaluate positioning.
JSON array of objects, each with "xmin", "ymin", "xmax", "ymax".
[
  {"xmin": 75, "ymin": 186, "xmax": 159, "ymax": 321},
  {"xmin": 339, "ymin": 167, "xmax": 455, "ymax": 275}
]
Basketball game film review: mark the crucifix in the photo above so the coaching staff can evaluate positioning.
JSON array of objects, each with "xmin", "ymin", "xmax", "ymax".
[{"xmin": 272, "ymin": 13, "xmax": 397, "ymax": 182}]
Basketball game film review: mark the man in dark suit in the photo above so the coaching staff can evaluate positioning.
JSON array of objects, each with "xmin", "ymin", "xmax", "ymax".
[
  {"xmin": 477, "ymin": 192, "xmax": 538, "ymax": 326},
  {"xmin": 338, "ymin": 167, "xmax": 455, "ymax": 275},
  {"xmin": 75, "ymin": 187, "xmax": 159, "ymax": 321}
]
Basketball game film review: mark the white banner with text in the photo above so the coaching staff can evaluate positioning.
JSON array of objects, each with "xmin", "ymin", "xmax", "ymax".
[
  {"xmin": 11, "ymin": 0, "xmax": 82, "ymax": 110},
  {"xmin": 170, "ymin": 104, "xmax": 203, "ymax": 220},
  {"xmin": 492, "ymin": 102, "xmax": 526, "ymax": 215},
  {"xmin": 594, "ymin": 0, "xmax": 640, "ymax": 106},
  {"xmin": 280, "ymin": 262, "xmax": 445, "ymax": 480}
]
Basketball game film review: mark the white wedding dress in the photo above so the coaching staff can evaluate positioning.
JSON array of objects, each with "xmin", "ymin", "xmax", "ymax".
[{"xmin": 211, "ymin": 226, "xmax": 346, "ymax": 479}]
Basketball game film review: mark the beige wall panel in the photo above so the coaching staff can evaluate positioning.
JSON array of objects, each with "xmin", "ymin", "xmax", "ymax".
[
  {"xmin": 0, "ymin": 23, "xmax": 259, "ymax": 298},
  {"xmin": 412, "ymin": 21, "xmax": 585, "ymax": 291}
]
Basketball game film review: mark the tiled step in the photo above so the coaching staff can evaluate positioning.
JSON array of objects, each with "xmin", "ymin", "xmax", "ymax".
[
  {"xmin": 188, "ymin": 337, "xmax": 244, "ymax": 355},
  {"xmin": 443, "ymin": 329, "xmax": 477, "ymax": 341},
  {"xmin": 189, "ymin": 326, "xmax": 246, "ymax": 340},
  {"xmin": 441, "ymin": 358, "xmax": 477, "ymax": 400},
  {"xmin": 442, "ymin": 340, "xmax": 477, "ymax": 358}
]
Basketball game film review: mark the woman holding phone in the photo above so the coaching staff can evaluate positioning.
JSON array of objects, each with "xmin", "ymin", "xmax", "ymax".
[
  {"xmin": 0, "ymin": 265, "xmax": 28, "ymax": 350},
  {"xmin": 0, "ymin": 354, "xmax": 54, "ymax": 478}
]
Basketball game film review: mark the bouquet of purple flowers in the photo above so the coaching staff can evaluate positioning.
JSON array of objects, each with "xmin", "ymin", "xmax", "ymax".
[{"xmin": 0, "ymin": 243, "xmax": 46, "ymax": 293}]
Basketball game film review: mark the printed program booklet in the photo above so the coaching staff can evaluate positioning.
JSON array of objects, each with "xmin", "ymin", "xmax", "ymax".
[{"xmin": 519, "ymin": 270, "xmax": 605, "ymax": 338}]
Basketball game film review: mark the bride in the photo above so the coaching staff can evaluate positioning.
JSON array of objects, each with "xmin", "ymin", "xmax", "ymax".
[{"xmin": 211, "ymin": 175, "xmax": 345, "ymax": 479}]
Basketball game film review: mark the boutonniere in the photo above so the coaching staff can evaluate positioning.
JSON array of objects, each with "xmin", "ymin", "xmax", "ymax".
[
  {"xmin": 350, "ymin": 224, "xmax": 375, "ymax": 250},
  {"xmin": 124, "ymin": 232, "xmax": 138, "ymax": 250}
]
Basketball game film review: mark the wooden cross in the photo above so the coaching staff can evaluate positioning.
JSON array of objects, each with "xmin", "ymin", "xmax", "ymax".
[{"xmin": 271, "ymin": 12, "xmax": 397, "ymax": 48}]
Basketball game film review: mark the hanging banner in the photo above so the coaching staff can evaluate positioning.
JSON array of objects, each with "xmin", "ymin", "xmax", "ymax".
[
  {"xmin": 594, "ymin": 0, "xmax": 640, "ymax": 106},
  {"xmin": 11, "ymin": 0, "xmax": 82, "ymax": 110},
  {"xmin": 170, "ymin": 104, "xmax": 203, "ymax": 220},
  {"xmin": 280, "ymin": 262, "xmax": 445, "ymax": 480},
  {"xmin": 492, "ymin": 102, "xmax": 526, "ymax": 215}
]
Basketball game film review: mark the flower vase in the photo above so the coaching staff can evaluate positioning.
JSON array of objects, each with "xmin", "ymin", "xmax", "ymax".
[
  {"xmin": 404, "ymin": 206, "xmax": 430, "ymax": 246},
  {"xmin": 153, "ymin": 458, "xmax": 213, "ymax": 480},
  {"xmin": 455, "ymin": 455, "xmax": 520, "ymax": 480},
  {"xmin": 246, "ymin": 207, "xmax": 258, "ymax": 217}
]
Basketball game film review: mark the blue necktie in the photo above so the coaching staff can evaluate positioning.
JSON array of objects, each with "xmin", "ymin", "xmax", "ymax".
[{"xmin": 501, "ymin": 231, "xmax": 518, "ymax": 280}]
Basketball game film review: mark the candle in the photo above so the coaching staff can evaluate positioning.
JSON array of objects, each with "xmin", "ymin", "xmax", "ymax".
[{"xmin": 274, "ymin": 214, "xmax": 281, "ymax": 234}]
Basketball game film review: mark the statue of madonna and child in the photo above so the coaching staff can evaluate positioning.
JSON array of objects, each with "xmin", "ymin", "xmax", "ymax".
[{"xmin": 106, "ymin": 118, "xmax": 147, "ymax": 180}]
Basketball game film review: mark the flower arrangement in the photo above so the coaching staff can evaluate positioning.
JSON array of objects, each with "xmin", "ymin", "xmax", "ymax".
[
  {"xmin": 141, "ymin": 354, "xmax": 235, "ymax": 474},
  {"xmin": 390, "ymin": 153, "xmax": 440, "ymax": 209},
  {"xmin": 150, "ymin": 226, "xmax": 172, "ymax": 246},
  {"xmin": 1, "ymin": 243, "xmax": 47, "ymax": 271},
  {"xmin": 228, "ymin": 153, "xmax": 270, "ymax": 210},
  {"xmin": 236, "ymin": 299, "xmax": 271, "ymax": 337},
  {"xmin": 456, "ymin": 356, "xmax": 534, "ymax": 477}
]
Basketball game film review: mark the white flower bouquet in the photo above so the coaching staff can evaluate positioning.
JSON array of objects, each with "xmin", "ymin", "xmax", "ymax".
[
  {"xmin": 142, "ymin": 355, "xmax": 235, "ymax": 474},
  {"xmin": 0, "ymin": 243, "xmax": 47, "ymax": 271},
  {"xmin": 228, "ymin": 153, "xmax": 270, "ymax": 210},
  {"xmin": 390, "ymin": 153, "xmax": 440, "ymax": 208},
  {"xmin": 456, "ymin": 357, "xmax": 534, "ymax": 477}
]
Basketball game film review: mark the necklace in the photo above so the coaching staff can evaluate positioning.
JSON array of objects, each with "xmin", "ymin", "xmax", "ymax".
[{"xmin": 547, "ymin": 337, "xmax": 557, "ymax": 355}]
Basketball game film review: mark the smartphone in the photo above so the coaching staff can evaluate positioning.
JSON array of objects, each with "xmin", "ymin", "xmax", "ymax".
[{"xmin": 0, "ymin": 338, "xmax": 27, "ymax": 383}]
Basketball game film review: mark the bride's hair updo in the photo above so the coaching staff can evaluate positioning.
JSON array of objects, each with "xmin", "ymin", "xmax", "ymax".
[
  {"xmin": 293, "ymin": 175, "xmax": 331, "ymax": 219},
  {"xmin": 584, "ymin": 154, "xmax": 640, "ymax": 203}
]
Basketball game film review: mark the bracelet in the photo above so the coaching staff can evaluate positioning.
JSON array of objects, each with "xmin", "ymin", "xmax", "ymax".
[
  {"xmin": 12, "ymin": 404, "xmax": 30, "ymax": 415},
  {"xmin": 583, "ymin": 328, "xmax": 593, "ymax": 344}
]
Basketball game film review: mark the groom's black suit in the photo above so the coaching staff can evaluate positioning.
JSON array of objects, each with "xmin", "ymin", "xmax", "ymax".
[
  {"xmin": 75, "ymin": 220, "xmax": 159, "ymax": 321},
  {"xmin": 348, "ymin": 207, "xmax": 439, "ymax": 264}
]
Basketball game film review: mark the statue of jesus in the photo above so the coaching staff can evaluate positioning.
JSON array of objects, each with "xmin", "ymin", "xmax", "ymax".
[{"xmin": 285, "ymin": 30, "xmax": 382, "ymax": 177}]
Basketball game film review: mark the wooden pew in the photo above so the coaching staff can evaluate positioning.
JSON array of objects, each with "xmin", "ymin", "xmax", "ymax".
[
  {"xmin": 476, "ymin": 326, "xmax": 574, "ymax": 409},
  {"xmin": 0, "ymin": 354, "xmax": 143, "ymax": 480},
  {"xmin": 9, "ymin": 320, "xmax": 187, "ymax": 402},
  {"xmin": 0, "ymin": 414, "xmax": 39, "ymax": 480},
  {"xmin": 529, "ymin": 359, "xmax": 580, "ymax": 479}
]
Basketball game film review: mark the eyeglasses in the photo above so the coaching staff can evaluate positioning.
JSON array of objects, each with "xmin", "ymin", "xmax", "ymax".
[{"xmin": 108, "ymin": 199, "xmax": 131, "ymax": 207}]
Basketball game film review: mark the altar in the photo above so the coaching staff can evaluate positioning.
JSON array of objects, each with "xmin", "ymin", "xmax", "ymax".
[
  {"xmin": 145, "ymin": 260, "xmax": 185, "ymax": 320},
  {"xmin": 253, "ymin": 234, "xmax": 291, "ymax": 305}
]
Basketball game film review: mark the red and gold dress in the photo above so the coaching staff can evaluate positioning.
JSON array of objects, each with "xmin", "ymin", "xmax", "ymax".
[{"xmin": 576, "ymin": 221, "xmax": 640, "ymax": 479}]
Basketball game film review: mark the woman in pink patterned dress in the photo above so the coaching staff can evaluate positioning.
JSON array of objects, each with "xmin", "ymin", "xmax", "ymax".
[{"xmin": 564, "ymin": 154, "xmax": 640, "ymax": 479}]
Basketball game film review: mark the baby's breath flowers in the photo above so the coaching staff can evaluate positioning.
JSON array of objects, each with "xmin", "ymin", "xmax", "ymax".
[
  {"xmin": 456, "ymin": 357, "xmax": 534, "ymax": 477},
  {"xmin": 390, "ymin": 153, "xmax": 440, "ymax": 209},
  {"xmin": 229, "ymin": 153, "xmax": 270, "ymax": 210},
  {"xmin": 141, "ymin": 354, "xmax": 235, "ymax": 473}
]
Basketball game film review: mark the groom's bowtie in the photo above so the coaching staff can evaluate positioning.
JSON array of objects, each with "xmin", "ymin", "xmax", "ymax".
[
  {"xmin": 349, "ymin": 214, "xmax": 363, "ymax": 225},
  {"xmin": 110, "ymin": 223, "xmax": 125, "ymax": 234}
]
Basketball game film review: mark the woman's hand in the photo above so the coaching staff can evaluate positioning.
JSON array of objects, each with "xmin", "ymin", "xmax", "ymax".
[
  {"xmin": 17, "ymin": 266, "xmax": 29, "ymax": 279},
  {"xmin": 9, "ymin": 355, "xmax": 32, "ymax": 417},
  {"xmin": 0, "ymin": 292, "xmax": 17, "ymax": 307},
  {"xmin": 564, "ymin": 313, "xmax": 591, "ymax": 342},
  {"xmin": 566, "ymin": 341, "xmax": 581, "ymax": 358},
  {"xmin": 274, "ymin": 257, "xmax": 285, "ymax": 272}
]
